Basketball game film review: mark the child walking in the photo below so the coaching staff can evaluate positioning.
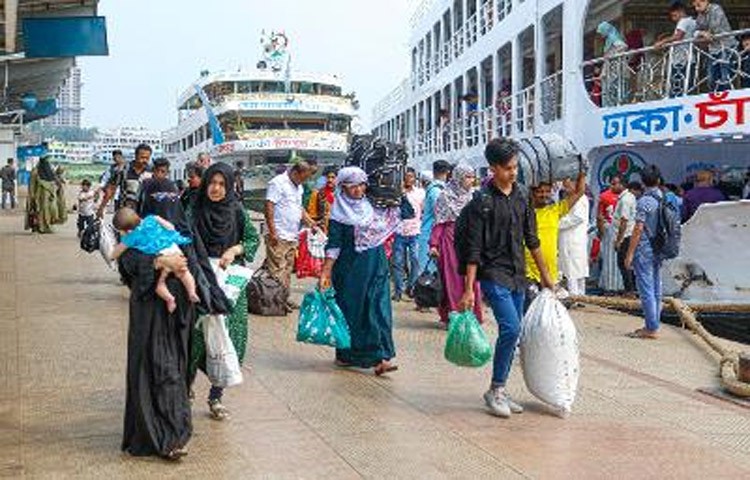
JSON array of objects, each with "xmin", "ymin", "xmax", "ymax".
[{"xmin": 77, "ymin": 179, "xmax": 97, "ymax": 238}]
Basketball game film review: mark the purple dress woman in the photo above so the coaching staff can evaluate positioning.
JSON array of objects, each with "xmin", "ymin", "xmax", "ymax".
[{"xmin": 429, "ymin": 164, "xmax": 483, "ymax": 327}]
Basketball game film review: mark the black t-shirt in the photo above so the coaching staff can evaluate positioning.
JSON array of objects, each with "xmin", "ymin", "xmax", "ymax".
[{"xmin": 464, "ymin": 183, "xmax": 540, "ymax": 291}]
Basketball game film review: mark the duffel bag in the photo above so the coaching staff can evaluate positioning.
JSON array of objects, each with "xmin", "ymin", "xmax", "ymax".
[{"xmin": 247, "ymin": 268, "xmax": 289, "ymax": 316}]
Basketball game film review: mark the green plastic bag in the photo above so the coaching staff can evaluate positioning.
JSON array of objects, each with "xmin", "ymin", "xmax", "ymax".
[
  {"xmin": 444, "ymin": 311, "xmax": 492, "ymax": 367},
  {"xmin": 297, "ymin": 288, "xmax": 351, "ymax": 349}
]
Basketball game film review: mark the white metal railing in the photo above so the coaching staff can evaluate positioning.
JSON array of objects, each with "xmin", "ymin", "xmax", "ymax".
[
  {"xmin": 498, "ymin": 0, "xmax": 512, "ymax": 23},
  {"xmin": 410, "ymin": 0, "xmax": 519, "ymax": 88},
  {"xmin": 540, "ymin": 71, "xmax": 563, "ymax": 124},
  {"xmin": 466, "ymin": 13, "xmax": 479, "ymax": 48},
  {"xmin": 453, "ymin": 26, "xmax": 466, "ymax": 59},
  {"xmin": 377, "ymin": 71, "xmax": 568, "ymax": 162},
  {"xmin": 515, "ymin": 85, "xmax": 535, "ymax": 133},
  {"xmin": 479, "ymin": 0, "xmax": 494, "ymax": 36},
  {"xmin": 582, "ymin": 28, "xmax": 750, "ymax": 108}
]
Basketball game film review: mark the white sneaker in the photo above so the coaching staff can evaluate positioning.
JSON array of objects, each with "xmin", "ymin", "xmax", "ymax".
[
  {"xmin": 483, "ymin": 389, "xmax": 511, "ymax": 418},
  {"xmin": 504, "ymin": 393, "xmax": 524, "ymax": 414}
]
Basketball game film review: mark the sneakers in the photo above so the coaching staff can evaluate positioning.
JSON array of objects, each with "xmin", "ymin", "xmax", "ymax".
[{"xmin": 483, "ymin": 389, "xmax": 524, "ymax": 418}]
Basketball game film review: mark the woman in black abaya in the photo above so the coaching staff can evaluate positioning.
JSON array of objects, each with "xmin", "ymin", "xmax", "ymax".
[{"xmin": 119, "ymin": 249, "xmax": 194, "ymax": 461}]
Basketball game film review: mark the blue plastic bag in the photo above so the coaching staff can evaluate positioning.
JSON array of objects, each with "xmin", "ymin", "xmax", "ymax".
[
  {"xmin": 297, "ymin": 288, "xmax": 351, "ymax": 349},
  {"xmin": 444, "ymin": 311, "xmax": 492, "ymax": 367}
]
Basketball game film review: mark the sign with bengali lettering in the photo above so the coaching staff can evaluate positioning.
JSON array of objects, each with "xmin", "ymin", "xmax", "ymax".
[
  {"xmin": 599, "ymin": 91, "xmax": 750, "ymax": 143},
  {"xmin": 216, "ymin": 94, "xmax": 355, "ymax": 116},
  {"xmin": 212, "ymin": 131, "xmax": 348, "ymax": 156}
]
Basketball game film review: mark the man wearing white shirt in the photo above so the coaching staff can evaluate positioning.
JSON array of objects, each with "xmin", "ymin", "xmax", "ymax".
[
  {"xmin": 614, "ymin": 181, "xmax": 642, "ymax": 294},
  {"xmin": 264, "ymin": 160, "xmax": 316, "ymax": 310}
]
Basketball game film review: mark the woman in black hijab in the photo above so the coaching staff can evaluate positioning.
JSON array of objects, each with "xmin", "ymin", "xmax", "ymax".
[
  {"xmin": 119, "ymin": 181, "xmax": 195, "ymax": 460},
  {"xmin": 138, "ymin": 177, "xmax": 232, "ymax": 316},
  {"xmin": 190, "ymin": 163, "xmax": 259, "ymax": 421}
]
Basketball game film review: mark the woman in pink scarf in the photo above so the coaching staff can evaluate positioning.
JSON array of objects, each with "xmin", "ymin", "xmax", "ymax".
[{"xmin": 429, "ymin": 164, "xmax": 483, "ymax": 328}]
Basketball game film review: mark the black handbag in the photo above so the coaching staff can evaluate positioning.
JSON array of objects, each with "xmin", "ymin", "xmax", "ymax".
[{"xmin": 413, "ymin": 259, "xmax": 443, "ymax": 309}]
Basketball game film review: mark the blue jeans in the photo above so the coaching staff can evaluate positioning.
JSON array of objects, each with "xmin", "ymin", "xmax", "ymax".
[
  {"xmin": 392, "ymin": 234, "xmax": 420, "ymax": 296},
  {"xmin": 481, "ymin": 281, "xmax": 525, "ymax": 387},
  {"xmin": 709, "ymin": 50, "xmax": 733, "ymax": 92},
  {"xmin": 633, "ymin": 246, "xmax": 662, "ymax": 331}
]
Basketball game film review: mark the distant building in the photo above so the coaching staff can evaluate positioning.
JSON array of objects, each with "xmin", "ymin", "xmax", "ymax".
[
  {"xmin": 92, "ymin": 126, "xmax": 164, "ymax": 163},
  {"xmin": 40, "ymin": 66, "xmax": 83, "ymax": 128},
  {"xmin": 46, "ymin": 140, "xmax": 94, "ymax": 164}
]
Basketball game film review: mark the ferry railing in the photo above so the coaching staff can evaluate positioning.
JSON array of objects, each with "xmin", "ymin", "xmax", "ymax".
[
  {"xmin": 466, "ymin": 13, "xmax": 479, "ymax": 48},
  {"xmin": 493, "ymin": 95, "xmax": 513, "ymax": 137},
  {"xmin": 433, "ymin": 52, "xmax": 442, "ymax": 75},
  {"xmin": 582, "ymin": 28, "xmax": 750, "ymax": 108},
  {"xmin": 479, "ymin": 0, "xmax": 494, "ymax": 36},
  {"xmin": 453, "ymin": 26, "xmax": 466, "ymax": 59},
  {"xmin": 540, "ymin": 70, "xmax": 563, "ymax": 124},
  {"xmin": 515, "ymin": 85, "xmax": 535, "ymax": 134},
  {"xmin": 497, "ymin": 0, "xmax": 512, "ymax": 23},
  {"xmin": 441, "ymin": 42, "xmax": 453, "ymax": 70}
]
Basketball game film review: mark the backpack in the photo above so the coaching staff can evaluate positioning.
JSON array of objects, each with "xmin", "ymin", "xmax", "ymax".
[
  {"xmin": 80, "ymin": 219, "xmax": 101, "ymax": 253},
  {"xmin": 647, "ymin": 192, "xmax": 681, "ymax": 260},
  {"xmin": 345, "ymin": 135, "xmax": 407, "ymax": 208},
  {"xmin": 247, "ymin": 268, "xmax": 289, "ymax": 316},
  {"xmin": 455, "ymin": 187, "xmax": 494, "ymax": 276}
]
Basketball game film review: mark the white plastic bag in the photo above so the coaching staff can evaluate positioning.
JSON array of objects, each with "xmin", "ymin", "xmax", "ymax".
[
  {"xmin": 520, "ymin": 289, "xmax": 580, "ymax": 417},
  {"xmin": 99, "ymin": 221, "xmax": 118, "ymax": 271},
  {"xmin": 209, "ymin": 258, "xmax": 253, "ymax": 307},
  {"xmin": 306, "ymin": 229, "xmax": 328, "ymax": 259},
  {"xmin": 202, "ymin": 314, "xmax": 243, "ymax": 388}
]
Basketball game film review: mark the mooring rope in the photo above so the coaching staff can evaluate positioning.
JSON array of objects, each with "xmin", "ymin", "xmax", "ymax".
[{"xmin": 571, "ymin": 295, "xmax": 750, "ymax": 398}]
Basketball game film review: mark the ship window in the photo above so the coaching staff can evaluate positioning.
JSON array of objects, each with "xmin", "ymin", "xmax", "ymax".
[
  {"xmin": 237, "ymin": 81, "xmax": 252, "ymax": 94},
  {"xmin": 264, "ymin": 81, "xmax": 285, "ymax": 93},
  {"xmin": 298, "ymin": 82, "xmax": 314, "ymax": 94},
  {"xmin": 250, "ymin": 82, "xmax": 262, "ymax": 93}
]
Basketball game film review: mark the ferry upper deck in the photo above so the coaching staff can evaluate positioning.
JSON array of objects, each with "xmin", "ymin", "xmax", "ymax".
[
  {"xmin": 163, "ymin": 69, "xmax": 358, "ymax": 179},
  {"xmin": 373, "ymin": 0, "xmax": 750, "ymax": 191}
]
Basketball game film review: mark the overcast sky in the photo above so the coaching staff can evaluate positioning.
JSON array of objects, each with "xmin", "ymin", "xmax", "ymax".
[{"xmin": 80, "ymin": 0, "xmax": 418, "ymax": 131}]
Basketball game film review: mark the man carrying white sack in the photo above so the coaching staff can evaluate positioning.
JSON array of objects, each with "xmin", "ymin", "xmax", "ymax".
[{"xmin": 558, "ymin": 178, "xmax": 590, "ymax": 296}]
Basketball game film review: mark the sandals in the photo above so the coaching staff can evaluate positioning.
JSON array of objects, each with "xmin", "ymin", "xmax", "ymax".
[
  {"xmin": 208, "ymin": 399, "xmax": 231, "ymax": 421},
  {"xmin": 626, "ymin": 328, "xmax": 659, "ymax": 340},
  {"xmin": 374, "ymin": 361, "xmax": 399, "ymax": 376},
  {"xmin": 163, "ymin": 446, "xmax": 188, "ymax": 461}
]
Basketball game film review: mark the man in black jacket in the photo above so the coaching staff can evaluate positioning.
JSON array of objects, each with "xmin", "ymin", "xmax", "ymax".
[{"xmin": 459, "ymin": 138, "xmax": 554, "ymax": 419}]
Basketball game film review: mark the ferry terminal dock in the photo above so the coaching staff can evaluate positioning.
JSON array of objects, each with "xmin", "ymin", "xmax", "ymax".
[{"xmin": 1, "ymin": 209, "xmax": 749, "ymax": 479}]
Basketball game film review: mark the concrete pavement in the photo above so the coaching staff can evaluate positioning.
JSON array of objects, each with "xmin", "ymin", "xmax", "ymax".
[{"xmin": 1, "ymin": 209, "xmax": 750, "ymax": 479}]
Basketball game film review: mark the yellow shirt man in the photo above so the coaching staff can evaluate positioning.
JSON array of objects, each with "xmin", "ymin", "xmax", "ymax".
[{"xmin": 525, "ymin": 201, "xmax": 570, "ymax": 283}]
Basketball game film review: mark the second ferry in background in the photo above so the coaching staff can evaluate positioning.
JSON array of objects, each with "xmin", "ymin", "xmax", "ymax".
[{"xmin": 163, "ymin": 31, "xmax": 359, "ymax": 182}]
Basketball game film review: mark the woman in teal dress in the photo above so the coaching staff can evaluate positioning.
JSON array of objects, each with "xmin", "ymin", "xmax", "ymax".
[
  {"xmin": 319, "ymin": 167, "xmax": 399, "ymax": 375},
  {"xmin": 189, "ymin": 163, "xmax": 259, "ymax": 420}
]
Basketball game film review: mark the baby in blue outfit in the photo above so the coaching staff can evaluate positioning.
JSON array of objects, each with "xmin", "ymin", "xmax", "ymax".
[{"xmin": 112, "ymin": 207, "xmax": 199, "ymax": 312}]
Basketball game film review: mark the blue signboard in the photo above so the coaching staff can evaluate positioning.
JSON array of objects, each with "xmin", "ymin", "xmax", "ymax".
[{"xmin": 23, "ymin": 17, "xmax": 108, "ymax": 58}]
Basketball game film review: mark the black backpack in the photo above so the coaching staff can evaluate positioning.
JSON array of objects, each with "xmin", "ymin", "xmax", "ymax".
[
  {"xmin": 455, "ymin": 187, "xmax": 494, "ymax": 276},
  {"xmin": 647, "ymin": 192, "xmax": 681, "ymax": 260},
  {"xmin": 346, "ymin": 135, "xmax": 407, "ymax": 208},
  {"xmin": 80, "ymin": 219, "xmax": 101, "ymax": 253}
]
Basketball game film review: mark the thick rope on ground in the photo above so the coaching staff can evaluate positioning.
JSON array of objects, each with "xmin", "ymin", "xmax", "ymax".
[
  {"xmin": 667, "ymin": 298, "xmax": 750, "ymax": 399},
  {"xmin": 572, "ymin": 295, "xmax": 750, "ymax": 398}
]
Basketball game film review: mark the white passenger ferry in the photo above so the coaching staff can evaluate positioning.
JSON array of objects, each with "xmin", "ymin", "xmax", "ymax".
[
  {"xmin": 373, "ymin": 0, "xmax": 750, "ymax": 303},
  {"xmin": 163, "ymin": 31, "xmax": 358, "ymax": 181}
]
